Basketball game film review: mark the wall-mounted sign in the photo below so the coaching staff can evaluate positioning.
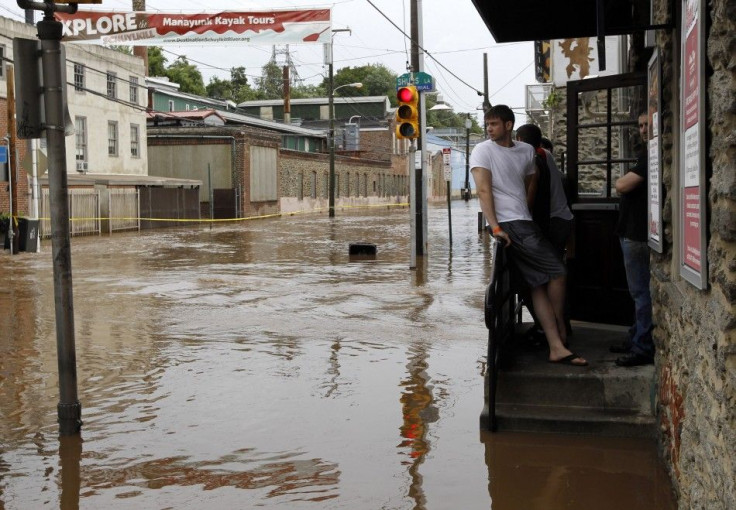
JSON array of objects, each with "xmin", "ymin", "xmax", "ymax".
[
  {"xmin": 647, "ymin": 49, "xmax": 663, "ymax": 253},
  {"xmin": 550, "ymin": 36, "xmax": 621, "ymax": 86},
  {"xmin": 55, "ymin": 9, "xmax": 331, "ymax": 45},
  {"xmin": 679, "ymin": 0, "xmax": 707, "ymax": 289}
]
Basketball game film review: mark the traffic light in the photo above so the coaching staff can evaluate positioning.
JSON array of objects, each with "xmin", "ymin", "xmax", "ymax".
[{"xmin": 396, "ymin": 85, "xmax": 419, "ymax": 139}]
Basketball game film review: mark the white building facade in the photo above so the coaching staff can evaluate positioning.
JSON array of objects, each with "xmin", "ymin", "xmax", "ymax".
[{"xmin": 0, "ymin": 15, "xmax": 147, "ymax": 177}]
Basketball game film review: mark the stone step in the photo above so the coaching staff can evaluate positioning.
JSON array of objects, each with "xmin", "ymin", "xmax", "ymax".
[
  {"xmin": 493, "ymin": 403, "xmax": 656, "ymax": 438},
  {"xmin": 497, "ymin": 356, "xmax": 655, "ymax": 414},
  {"xmin": 482, "ymin": 321, "xmax": 657, "ymax": 437}
]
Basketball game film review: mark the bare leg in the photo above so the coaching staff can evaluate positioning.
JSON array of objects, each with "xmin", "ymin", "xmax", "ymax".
[
  {"xmin": 547, "ymin": 275, "xmax": 567, "ymax": 344},
  {"xmin": 531, "ymin": 285, "xmax": 586, "ymax": 365}
]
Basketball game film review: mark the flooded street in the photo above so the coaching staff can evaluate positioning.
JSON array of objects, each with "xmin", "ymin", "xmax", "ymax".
[{"xmin": 0, "ymin": 201, "xmax": 674, "ymax": 509}]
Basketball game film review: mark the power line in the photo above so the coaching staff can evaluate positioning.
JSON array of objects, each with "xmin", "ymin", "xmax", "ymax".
[{"xmin": 363, "ymin": 0, "xmax": 484, "ymax": 97}]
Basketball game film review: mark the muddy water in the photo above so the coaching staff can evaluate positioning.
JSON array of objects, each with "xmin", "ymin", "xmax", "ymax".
[{"xmin": 0, "ymin": 201, "xmax": 674, "ymax": 509}]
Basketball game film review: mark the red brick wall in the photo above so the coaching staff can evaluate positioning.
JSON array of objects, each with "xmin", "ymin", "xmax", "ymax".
[{"xmin": 0, "ymin": 97, "xmax": 31, "ymax": 217}]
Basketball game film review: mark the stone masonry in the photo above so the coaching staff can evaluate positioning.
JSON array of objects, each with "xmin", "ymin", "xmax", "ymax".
[{"xmin": 649, "ymin": 0, "xmax": 736, "ymax": 509}]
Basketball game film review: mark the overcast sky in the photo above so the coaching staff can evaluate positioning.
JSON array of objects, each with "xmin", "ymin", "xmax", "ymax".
[{"xmin": 0, "ymin": 0, "xmax": 535, "ymax": 125}]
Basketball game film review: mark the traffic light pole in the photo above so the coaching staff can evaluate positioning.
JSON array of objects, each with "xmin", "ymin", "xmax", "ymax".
[
  {"xmin": 17, "ymin": 0, "xmax": 82, "ymax": 436},
  {"xmin": 410, "ymin": 0, "xmax": 427, "ymax": 259}
]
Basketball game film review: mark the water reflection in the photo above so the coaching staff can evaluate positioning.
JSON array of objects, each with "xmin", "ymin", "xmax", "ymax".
[
  {"xmin": 483, "ymin": 432, "xmax": 675, "ymax": 510},
  {"xmin": 59, "ymin": 436, "xmax": 81, "ymax": 510},
  {"xmin": 398, "ymin": 342, "xmax": 439, "ymax": 510}
]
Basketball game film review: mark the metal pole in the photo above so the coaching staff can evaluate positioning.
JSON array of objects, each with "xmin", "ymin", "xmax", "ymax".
[
  {"xmin": 446, "ymin": 180, "xmax": 452, "ymax": 246},
  {"xmin": 328, "ymin": 55, "xmax": 335, "ymax": 218},
  {"xmin": 37, "ymin": 12, "xmax": 81, "ymax": 436},
  {"xmin": 465, "ymin": 114, "xmax": 471, "ymax": 201},
  {"xmin": 483, "ymin": 53, "xmax": 492, "ymax": 113},
  {"xmin": 208, "ymin": 163, "xmax": 213, "ymax": 226},
  {"xmin": 410, "ymin": 0, "xmax": 427, "ymax": 257},
  {"xmin": 409, "ymin": 139, "xmax": 417, "ymax": 268},
  {"xmin": 5, "ymin": 137, "xmax": 14, "ymax": 255}
]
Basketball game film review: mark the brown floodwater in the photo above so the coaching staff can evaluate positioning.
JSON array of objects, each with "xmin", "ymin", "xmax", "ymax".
[{"xmin": 0, "ymin": 201, "xmax": 675, "ymax": 509}]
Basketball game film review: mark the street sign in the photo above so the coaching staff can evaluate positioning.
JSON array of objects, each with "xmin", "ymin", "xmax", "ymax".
[
  {"xmin": 396, "ymin": 71, "xmax": 435, "ymax": 92},
  {"xmin": 443, "ymin": 147, "xmax": 451, "ymax": 181},
  {"xmin": 0, "ymin": 146, "xmax": 7, "ymax": 164}
]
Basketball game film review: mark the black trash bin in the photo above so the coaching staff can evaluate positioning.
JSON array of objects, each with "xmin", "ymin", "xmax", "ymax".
[{"xmin": 18, "ymin": 218, "xmax": 39, "ymax": 252}]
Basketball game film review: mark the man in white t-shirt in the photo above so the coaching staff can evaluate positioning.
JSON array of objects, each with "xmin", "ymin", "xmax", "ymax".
[{"xmin": 470, "ymin": 105, "xmax": 587, "ymax": 367}]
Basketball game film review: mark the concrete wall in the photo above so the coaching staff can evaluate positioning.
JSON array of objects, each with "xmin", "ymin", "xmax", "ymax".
[
  {"xmin": 650, "ymin": 1, "xmax": 736, "ymax": 509},
  {"xmin": 148, "ymin": 140, "xmax": 232, "ymax": 202}
]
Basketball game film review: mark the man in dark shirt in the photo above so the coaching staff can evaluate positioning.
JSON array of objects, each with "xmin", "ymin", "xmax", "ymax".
[{"xmin": 612, "ymin": 112, "xmax": 654, "ymax": 366}]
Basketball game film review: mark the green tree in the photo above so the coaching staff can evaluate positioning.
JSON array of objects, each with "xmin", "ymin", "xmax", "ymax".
[
  {"xmin": 322, "ymin": 64, "xmax": 398, "ymax": 103},
  {"xmin": 109, "ymin": 45, "xmax": 132, "ymax": 55},
  {"xmin": 165, "ymin": 55, "xmax": 206, "ymax": 96},
  {"xmin": 147, "ymin": 46, "xmax": 167, "ymax": 77},
  {"xmin": 206, "ymin": 76, "xmax": 235, "ymax": 101},
  {"xmin": 207, "ymin": 67, "xmax": 260, "ymax": 104},
  {"xmin": 255, "ymin": 61, "xmax": 283, "ymax": 99},
  {"xmin": 291, "ymin": 83, "xmax": 325, "ymax": 99}
]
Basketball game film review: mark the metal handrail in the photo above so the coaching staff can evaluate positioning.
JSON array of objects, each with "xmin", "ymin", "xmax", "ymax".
[{"xmin": 483, "ymin": 238, "xmax": 521, "ymax": 432}]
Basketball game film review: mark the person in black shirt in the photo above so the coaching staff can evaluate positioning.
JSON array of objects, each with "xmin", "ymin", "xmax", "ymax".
[{"xmin": 612, "ymin": 112, "xmax": 654, "ymax": 366}]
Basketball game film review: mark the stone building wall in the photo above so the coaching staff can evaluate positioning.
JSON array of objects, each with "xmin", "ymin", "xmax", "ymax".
[
  {"xmin": 278, "ymin": 150, "xmax": 406, "ymax": 215},
  {"xmin": 649, "ymin": 0, "xmax": 736, "ymax": 509}
]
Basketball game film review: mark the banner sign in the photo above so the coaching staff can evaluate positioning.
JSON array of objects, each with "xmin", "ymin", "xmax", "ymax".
[
  {"xmin": 55, "ymin": 10, "xmax": 331, "ymax": 45},
  {"xmin": 647, "ymin": 49, "xmax": 663, "ymax": 253},
  {"xmin": 679, "ymin": 0, "xmax": 707, "ymax": 289}
]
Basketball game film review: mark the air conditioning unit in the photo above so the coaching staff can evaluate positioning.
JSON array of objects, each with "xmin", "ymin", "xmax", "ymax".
[{"xmin": 76, "ymin": 161, "xmax": 88, "ymax": 173}]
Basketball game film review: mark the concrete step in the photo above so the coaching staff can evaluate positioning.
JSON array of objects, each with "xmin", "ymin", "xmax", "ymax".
[
  {"xmin": 494, "ymin": 403, "xmax": 656, "ymax": 438},
  {"xmin": 483, "ymin": 321, "xmax": 657, "ymax": 437}
]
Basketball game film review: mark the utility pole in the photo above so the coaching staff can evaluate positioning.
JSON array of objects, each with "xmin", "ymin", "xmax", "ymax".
[
  {"xmin": 6, "ymin": 66, "xmax": 18, "ymax": 227},
  {"xmin": 282, "ymin": 66, "xmax": 291, "ymax": 125},
  {"xmin": 326, "ymin": 28, "xmax": 351, "ymax": 219},
  {"xmin": 327, "ymin": 44, "xmax": 335, "ymax": 218},
  {"xmin": 464, "ymin": 114, "xmax": 471, "ymax": 201},
  {"xmin": 410, "ymin": 0, "xmax": 427, "ymax": 261},
  {"xmin": 17, "ymin": 0, "xmax": 82, "ymax": 436},
  {"xmin": 483, "ymin": 53, "xmax": 492, "ymax": 114},
  {"xmin": 132, "ymin": 0, "xmax": 148, "ymax": 74}
]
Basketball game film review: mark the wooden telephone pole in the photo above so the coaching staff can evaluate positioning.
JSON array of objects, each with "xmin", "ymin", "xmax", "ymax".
[{"xmin": 132, "ymin": 0, "xmax": 148, "ymax": 73}]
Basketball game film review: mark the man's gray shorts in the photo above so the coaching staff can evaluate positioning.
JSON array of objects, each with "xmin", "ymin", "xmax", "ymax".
[{"xmin": 499, "ymin": 220, "xmax": 566, "ymax": 289}]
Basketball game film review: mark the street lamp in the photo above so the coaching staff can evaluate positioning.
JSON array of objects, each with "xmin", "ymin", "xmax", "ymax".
[{"xmin": 329, "ymin": 81, "xmax": 362, "ymax": 218}]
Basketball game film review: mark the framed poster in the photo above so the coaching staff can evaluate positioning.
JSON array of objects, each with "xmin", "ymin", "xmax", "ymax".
[
  {"xmin": 647, "ymin": 48, "xmax": 663, "ymax": 253},
  {"xmin": 679, "ymin": 0, "xmax": 708, "ymax": 289}
]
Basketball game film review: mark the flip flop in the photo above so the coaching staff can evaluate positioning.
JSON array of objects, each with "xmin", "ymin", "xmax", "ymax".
[{"xmin": 549, "ymin": 353, "xmax": 588, "ymax": 367}]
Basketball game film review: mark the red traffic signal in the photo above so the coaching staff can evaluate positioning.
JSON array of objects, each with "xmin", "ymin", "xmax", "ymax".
[{"xmin": 395, "ymin": 86, "xmax": 419, "ymax": 139}]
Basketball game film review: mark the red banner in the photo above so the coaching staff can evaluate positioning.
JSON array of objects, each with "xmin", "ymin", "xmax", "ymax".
[{"xmin": 55, "ymin": 10, "xmax": 331, "ymax": 45}]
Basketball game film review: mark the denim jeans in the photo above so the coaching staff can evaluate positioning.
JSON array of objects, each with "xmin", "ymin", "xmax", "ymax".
[{"xmin": 620, "ymin": 237, "xmax": 654, "ymax": 357}]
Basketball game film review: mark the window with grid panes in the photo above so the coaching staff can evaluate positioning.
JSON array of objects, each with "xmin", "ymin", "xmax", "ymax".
[
  {"xmin": 130, "ymin": 124, "xmax": 140, "ymax": 158},
  {"xmin": 108, "ymin": 121, "xmax": 118, "ymax": 156},
  {"xmin": 107, "ymin": 72, "xmax": 116, "ymax": 98},
  {"xmin": 74, "ymin": 63, "xmax": 84, "ymax": 92},
  {"xmin": 75, "ymin": 117, "xmax": 87, "ymax": 165},
  {"xmin": 129, "ymin": 76, "xmax": 138, "ymax": 104}
]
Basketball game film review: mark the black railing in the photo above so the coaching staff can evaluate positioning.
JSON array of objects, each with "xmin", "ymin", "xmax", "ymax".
[{"xmin": 483, "ymin": 238, "xmax": 522, "ymax": 431}]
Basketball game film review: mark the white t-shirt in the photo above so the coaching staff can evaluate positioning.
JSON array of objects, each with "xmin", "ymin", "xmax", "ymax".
[
  {"xmin": 469, "ymin": 139, "xmax": 535, "ymax": 222},
  {"xmin": 545, "ymin": 150, "xmax": 574, "ymax": 221}
]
